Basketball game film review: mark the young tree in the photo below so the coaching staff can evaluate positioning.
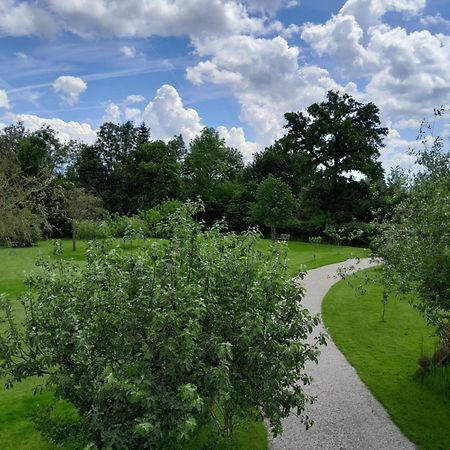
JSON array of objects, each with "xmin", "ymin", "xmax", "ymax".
[
  {"xmin": 0, "ymin": 202, "xmax": 323, "ymax": 448},
  {"xmin": 377, "ymin": 116, "xmax": 450, "ymax": 339},
  {"xmin": 250, "ymin": 176, "xmax": 298, "ymax": 242},
  {"xmin": 65, "ymin": 187, "xmax": 104, "ymax": 251}
]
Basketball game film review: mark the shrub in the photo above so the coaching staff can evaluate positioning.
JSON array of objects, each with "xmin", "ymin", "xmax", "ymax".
[
  {"xmin": 0, "ymin": 202, "xmax": 323, "ymax": 448},
  {"xmin": 75, "ymin": 219, "xmax": 110, "ymax": 240}
]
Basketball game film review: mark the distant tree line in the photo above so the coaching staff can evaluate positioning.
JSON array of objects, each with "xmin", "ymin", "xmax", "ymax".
[{"xmin": 1, "ymin": 90, "xmax": 408, "ymax": 247}]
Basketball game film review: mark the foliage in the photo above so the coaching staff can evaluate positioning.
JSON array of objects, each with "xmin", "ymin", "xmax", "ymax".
[
  {"xmin": 64, "ymin": 186, "xmax": 104, "ymax": 251},
  {"xmin": 75, "ymin": 220, "xmax": 110, "ymax": 240},
  {"xmin": 182, "ymin": 128, "xmax": 243, "ymax": 223},
  {"xmin": 250, "ymin": 176, "xmax": 298, "ymax": 241},
  {"xmin": 249, "ymin": 90, "xmax": 387, "ymax": 233},
  {"xmin": 0, "ymin": 141, "xmax": 49, "ymax": 246},
  {"xmin": 0, "ymin": 203, "xmax": 323, "ymax": 448},
  {"xmin": 377, "ymin": 126, "xmax": 450, "ymax": 334}
]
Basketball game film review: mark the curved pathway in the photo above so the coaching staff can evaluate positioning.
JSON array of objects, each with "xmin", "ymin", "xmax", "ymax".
[{"xmin": 269, "ymin": 258, "xmax": 415, "ymax": 450}]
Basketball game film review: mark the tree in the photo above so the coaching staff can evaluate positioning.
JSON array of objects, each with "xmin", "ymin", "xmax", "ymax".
[
  {"xmin": 250, "ymin": 91, "xmax": 387, "ymax": 233},
  {"xmin": 64, "ymin": 187, "xmax": 104, "ymax": 251},
  {"xmin": 130, "ymin": 140, "xmax": 183, "ymax": 210},
  {"xmin": 183, "ymin": 128, "xmax": 243, "ymax": 223},
  {"xmin": 0, "ymin": 202, "xmax": 323, "ymax": 448},
  {"xmin": 0, "ymin": 150, "xmax": 48, "ymax": 246},
  {"xmin": 0, "ymin": 123, "xmax": 64, "ymax": 246},
  {"xmin": 377, "ymin": 116, "xmax": 450, "ymax": 339},
  {"xmin": 250, "ymin": 176, "xmax": 298, "ymax": 241}
]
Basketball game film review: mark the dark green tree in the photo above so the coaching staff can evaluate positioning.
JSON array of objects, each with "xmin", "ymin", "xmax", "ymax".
[
  {"xmin": 248, "ymin": 91, "xmax": 387, "ymax": 234},
  {"xmin": 183, "ymin": 127, "xmax": 243, "ymax": 223},
  {"xmin": 131, "ymin": 140, "xmax": 183, "ymax": 209}
]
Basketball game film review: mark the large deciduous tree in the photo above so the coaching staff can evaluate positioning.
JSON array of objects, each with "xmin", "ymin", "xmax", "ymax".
[
  {"xmin": 249, "ymin": 91, "xmax": 387, "ymax": 234},
  {"xmin": 183, "ymin": 127, "xmax": 243, "ymax": 223}
]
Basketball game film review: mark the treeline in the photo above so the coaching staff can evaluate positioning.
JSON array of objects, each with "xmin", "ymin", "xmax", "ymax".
[{"xmin": 0, "ymin": 91, "xmax": 407, "ymax": 247}]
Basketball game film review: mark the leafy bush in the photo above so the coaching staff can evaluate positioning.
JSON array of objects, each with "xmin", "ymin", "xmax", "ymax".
[
  {"xmin": 0, "ymin": 206, "xmax": 43, "ymax": 247},
  {"xmin": 104, "ymin": 213, "xmax": 149, "ymax": 238},
  {"xmin": 75, "ymin": 219, "xmax": 110, "ymax": 240},
  {"xmin": 138, "ymin": 200, "xmax": 185, "ymax": 238},
  {"xmin": 0, "ymin": 202, "xmax": 323, "ymax": 448}
]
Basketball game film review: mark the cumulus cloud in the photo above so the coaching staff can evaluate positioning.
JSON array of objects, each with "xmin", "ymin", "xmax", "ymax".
[
  {"xmin": 340, "ymin": 0, "xmax": 426, "ymax": 29},
  {"xmin": 124, "ymin": 107, "xmax": 142, "ymax": 122},
  {"xmin": 53, "ymin": 75, "xmax": 87, "ymax": 105},
  {"xmin": 217, "ymin": 126, "xmax": 258, "ymax": 161},
  {"xmin": 5, "ymin": 113, "xmax": 96, "ymax": 143},
  {"xmin": 102, "ymin": 102, "xmax": 121, "ymax": 123},
  {"xmin": 300, "ymin": 0, "xmax": 450, "ymax": 124},
  {"xmin": 120, "ymin": 45, "xmax": 136, "ymax": 58},
  {"xmin": 393, "ymin": 118, "xmax": 423, "ymax": 129},
  {"xmin": 187, "ymin": 35, "xmax": 353, "ymax": 146},
  {"xmin": 1, "ymin": 0, "xmax": 272, "ymax": 39},
  {"xmin": 0, "ymin": 0, "xmax": 58, "ymax": 38},
  {"xmin": 380, "ymin": 128, "xmax": 421, "ymax": 170},
  {"xmin": 124, "ymin": 94, "xmax": 146, "ymax": 105},
  {"xmin": 420, "ymin": 13, "xmax": 450, "ymax": 29},
  {"xmin": 0, "ymin": 90, "xmax": 10, "ymax": 109},
  {"xmin": 143, "ymin": 84, "xmax": 203, "ymax": 144}
]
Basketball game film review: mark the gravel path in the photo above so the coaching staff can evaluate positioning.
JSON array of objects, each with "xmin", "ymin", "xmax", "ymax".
[{"xmin": 268, "ymin": 258, "xmax": 416, "ymax": 450}]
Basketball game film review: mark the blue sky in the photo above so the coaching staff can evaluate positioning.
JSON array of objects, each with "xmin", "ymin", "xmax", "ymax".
[{"xmin": 1, "ymin": 0, "xmax": 450, "ymax": 168}]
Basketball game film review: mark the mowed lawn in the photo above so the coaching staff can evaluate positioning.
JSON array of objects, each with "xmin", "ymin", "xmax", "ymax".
[
  {"xmin": 322, "ymin": 267, "xmax": 450, "ymax": 450},
  {"xmin": 0, "ymin": 238, "xmax": 367, "ymax": 449}
]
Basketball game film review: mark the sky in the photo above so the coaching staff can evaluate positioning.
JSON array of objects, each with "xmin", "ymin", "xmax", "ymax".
[{"xmin": 1, "ymin": 0, "xmax": 450, "ymax": 170}]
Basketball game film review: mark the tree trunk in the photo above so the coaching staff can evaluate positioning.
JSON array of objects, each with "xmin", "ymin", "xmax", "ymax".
[
  {"xmin": 72, "ymin": 222, "xmax": 76, "ymax": 252},
  {"xmin": 271, "ymin": 226, "xmax": 276, "ymax": 243},
  {"xmin": 223, "ymin": 401, "xmax": 234, "ymax": 442}
]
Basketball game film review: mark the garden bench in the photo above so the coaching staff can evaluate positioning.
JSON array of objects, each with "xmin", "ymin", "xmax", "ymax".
[{"xmin": 277, "ymin": 233, "xmax": 290, "ymax": 241}]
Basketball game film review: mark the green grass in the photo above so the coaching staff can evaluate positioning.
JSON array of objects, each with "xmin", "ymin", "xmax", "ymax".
[
  {"xmin": 322, "ymin": 268, "xmax": 450, "ymax": 450},
  {"xmin": 0, "ymin": 237, "xmax": 366, "ymax": 449},
  {"xmin": 256, "ymin": 239, "xmax": 368, "ymax": 276}
]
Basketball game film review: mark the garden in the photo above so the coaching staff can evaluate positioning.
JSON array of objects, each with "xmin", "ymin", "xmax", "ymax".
[{"xmin": 1, "ymin": 94, "xmax": 450, "ymax": 449}]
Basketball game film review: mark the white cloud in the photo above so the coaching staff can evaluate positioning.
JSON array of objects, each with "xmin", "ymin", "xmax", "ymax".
[
  {"xmin": 217, "ymin": 126, "xmax": 258, "ymax": 161},
  {"xmin": 143, "ymin": 84, "xmax": 203, "ymax": 144},
  {"xmin": 5, "ymin": 113, "xmax": 96, "ymax": 143},
  {"xmin": 393, "ymin": 118, "xmax": 422, "ymax": 129},
  {"xmin": 124, "ymin": 107, "xmax": 142, "ymax": 122},
  {"xmin": 120, "ymin": 45, "xmax": 136, "ymax": 58},
  {"xmin": 0, "ymin": 0, "xmax": 58, "ymax": 38},
  {"xmin": 102, "ymin": 102, "xmax": 121, "ymax": 123},
  {"xmin": 0, "ymin": 90, "xmax": 10, "ymax": 109},
  {"xmin": 420, "ymin": 13, "xmax": 450, "ymax": 29},
  {"xmin": 364, "ymin": 27, "xmax": 450, "ymax": 117},
  {"xmin": 125, "ymin": 94, "xmax": 146, "ymax": 104},
  {"xmin": 340, "ymin": 0, "xmax": 426, "ymax": 29},
  {"xmin": 241, "ymin": 0, "xmax": 298, "ymax": 13},
  {"xmin": 301, "ymin": 15, "xmax": 372, "ymax": 70},
  {"xmin": 187, "ymin": 35, "xmax": 352, "ymax": 147},
  {"xmin": 41, "ymin": 0, "xmax": 269, "ymax": 39},
  {"xmin": 53, "ymin": 75, "xmax": 87, "ymax": 105},
  {"xmin": 380, "ymin": 127, "xmax": 421, "ymax": 170},
  {"xmin": 301, "ymin": 2, "xmax": 450, "ymax": 123}
]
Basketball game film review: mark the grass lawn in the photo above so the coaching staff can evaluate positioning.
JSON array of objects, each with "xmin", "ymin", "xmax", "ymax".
[
  {"xmin": 322, "ymin": 267, "xmax": 450, "ymax": 450},
  {"xmin": 0, "ymin": 237, "xmax": 367, "ymax": 449}
]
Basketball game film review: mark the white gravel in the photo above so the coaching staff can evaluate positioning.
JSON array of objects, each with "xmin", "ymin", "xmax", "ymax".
[{"xmin": 268, "ymin": 258, "xmax": 416, "ymax": 450}]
